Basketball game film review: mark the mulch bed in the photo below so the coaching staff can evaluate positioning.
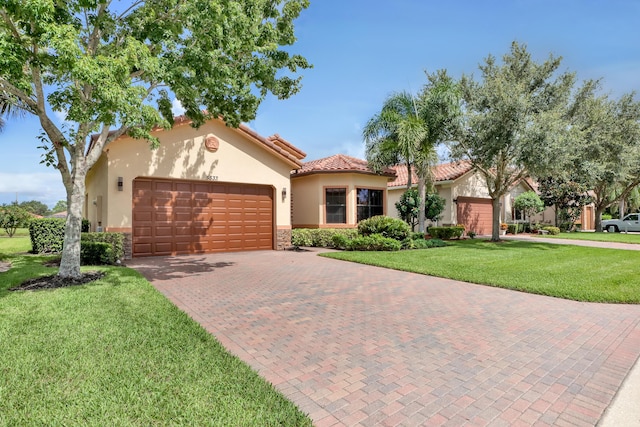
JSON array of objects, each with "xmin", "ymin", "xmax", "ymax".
[{"xmin": 9, "ymin": 271, "xmax": 106, "ymax": 291}]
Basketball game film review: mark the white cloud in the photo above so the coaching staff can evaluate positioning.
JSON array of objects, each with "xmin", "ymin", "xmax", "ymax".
[
  {"xmin": 0, "ymin": 172, "xmax": 67, "ymax": 207},
  {"xmin": 171, "ymin": 98, "xmax": 186, "ymax": 116}
]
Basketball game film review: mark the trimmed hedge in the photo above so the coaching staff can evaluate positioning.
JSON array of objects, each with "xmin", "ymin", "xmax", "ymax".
[
  {"xmin": 81, "ymin": 241, "xmax": 114, "ymax": 265},
  {"xmin": 427, "ymin": 226, "xmax": 465, "ymax": 240},
  {"xmin": 345, "ymin": 234, "xmax": 401, "ymax": 251},
  {"xmin": 542, "ymin": 226, "xmax": 561, "ymax": 235},
  {"xmin": 29, "ymin": 218, "xmax": 66, "ymax": 254},
  {"xmin": 357, "ymin": 216, "xmax": 410, "ymax": 241},
  {"xmin": 81, "ymin": 232, "xmax": 124, "ymax": 264},
  {"xmin": 507, "ymin": 223, "xmax": 526, "ymax": 234},
  {"xmin": 291, "ymin": 228, "xmax": 358, "ymax": 248}
]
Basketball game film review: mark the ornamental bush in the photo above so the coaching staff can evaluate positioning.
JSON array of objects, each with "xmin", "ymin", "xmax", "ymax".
[
  {"xmin": 29, "ymin": 218, "xmax": 65, "ymax": 253},
  {"xmin": 401, "ymin": 238, "xmax": 447, "ymax": 250},
  {"xmin": 542, "ymin": 226, "xmax": 561, "ymax": 235},
  {"xmin": 357, "ymin": 215, "xmax": 410, "ymax": 241},
  {"xmin": 80, "ymin": 241, "xmax": 114, "ymax": 265},
  {"xmin": 0, "ymin": 204, "xmax": 31, "ymax": 237},
  {"xmin": 81, "ymin": 232, "xmax": 124, "ymax": 263},
  {"xmin": 346, "ymin": 234, "xmax": 401, "ymax": 251},
  {"xmin": 427, "ymin": 226, "xmax": 465, "ymax": 240},
  {"xmin": 291, "ymin": 228, "xmax": 358, "ymax": 248}
]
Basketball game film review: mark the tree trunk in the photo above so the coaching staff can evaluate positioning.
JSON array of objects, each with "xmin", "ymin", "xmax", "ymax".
[
  {"xmin": 594, "ymin": 205, "xmax": 605, "ymax": 233},
  {"xmin": 417, "ymin": 178, "xmax": 426, "ymax": 233},
  {"xmin": 58, "ymin": 170, "xmax": 87, "ymax": 279},
  {"xmin": 491, "ymin": 197, "xmax": 501, "ymax": 242}
]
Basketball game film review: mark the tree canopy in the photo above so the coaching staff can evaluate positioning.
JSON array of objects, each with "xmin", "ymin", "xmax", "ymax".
[
  {"xmin": 450, "ymin": 41, "xmax": 577, "ymax": 241},
  {"xmin": 0, "ymin": 0, "xmax": 310, "ymax": 278}
]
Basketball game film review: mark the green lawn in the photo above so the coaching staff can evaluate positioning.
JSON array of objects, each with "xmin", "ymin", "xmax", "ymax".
[
  {"xmin": 540, "ymin": 231, "xmax": 640, "ymax": 244},
  {"xmin": 322, "ymin": 239, "xmax": 640, "ymax": 303},
  {"xmin": 0, "ymin": 237, "xmax": 311, "ymax": 426}
]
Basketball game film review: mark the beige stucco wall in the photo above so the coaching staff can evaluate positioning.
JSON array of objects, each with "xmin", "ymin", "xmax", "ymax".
[
  {"xmin": 291, "ymin": 172, "xmax": 390, "ymax": 228},
  {"xmin": 84, "ymin": 155, "xmax": 109, "ymax": 231},
  {"xmin": 85, "ymin": 120, "xmax": 296, "ymax": 232}
]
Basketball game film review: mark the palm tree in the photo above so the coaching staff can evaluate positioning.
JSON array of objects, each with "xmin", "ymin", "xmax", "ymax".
[
  {"xmin": 363, "ymin": 91, "xmax": 424, "ymax": 190},
  {"xmin": 363, "ymin": 70, "xmax": 460, "ymax": 232}
]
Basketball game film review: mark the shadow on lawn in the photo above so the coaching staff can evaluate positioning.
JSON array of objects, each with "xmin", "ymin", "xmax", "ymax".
[
  {"xmin": 457, "ymin": 239, "xmax": 562, "ymax": 251},
  {"xmin": 127, "ymin": 256, "xmax": 236, "ymax": 282}
]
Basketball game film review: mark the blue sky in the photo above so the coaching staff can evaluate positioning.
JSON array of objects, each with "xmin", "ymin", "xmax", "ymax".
[{"xmin": 1, "ymin": 0, "xmax": 639, "ymax": 207}]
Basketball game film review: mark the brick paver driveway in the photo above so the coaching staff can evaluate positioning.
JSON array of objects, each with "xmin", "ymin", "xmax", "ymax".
[{"xmin": 129, "ymin": 249, "xmax": 640, "ymax": 426}]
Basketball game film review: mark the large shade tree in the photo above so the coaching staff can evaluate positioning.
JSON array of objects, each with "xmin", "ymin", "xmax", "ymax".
[
  {"xmin": 450, "ymin": 41, "xmax": 576, "ymax": 241},
  {"xmin": 0, "ymin": 0, "xmax": 310, "ymax": 279},
  {"xmin": 567, "ymin": 84, "xmax": 640, "ymax": 231}
]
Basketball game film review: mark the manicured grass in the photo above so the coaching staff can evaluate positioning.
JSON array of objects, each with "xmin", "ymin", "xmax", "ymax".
[
  {"xmin": 541, "ymin": 231, "xmax": 640, "ymax": 245},
  {"xmin": 0, "ymin": 237, "xmax": 311, "ymax": 426},
  {"xmin": 322, "ymin": 239, "xmax": 640, "ymax": 303},
  {"xmin": 0, "ymin": 227, "xmax": 30, "ymax": 238}
]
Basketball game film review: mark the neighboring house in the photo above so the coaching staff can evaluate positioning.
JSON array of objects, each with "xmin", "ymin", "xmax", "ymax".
[
  {"xmin": 387, "ymin": 161, "xmax": 535, "ymax": 235},
  {"xmin": 290, "ymin": 154, "xmax": 396, "ymax": 228},
  {"xmin": 49, "ymin": 211, "xmax": 67, "ymax": 219},
  {"xmin": 85, "ymin": 116, "xmax": 306, "ymax": 258}
]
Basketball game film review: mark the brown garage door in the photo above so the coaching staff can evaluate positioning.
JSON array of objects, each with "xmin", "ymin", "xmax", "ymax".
[
  {"xmin": 132, "ymin": 178, "xmax": 273, "ymax": 257},
  {"xmin": 456, "ymin": 197, "xmax": 492, "ymax": 235}
]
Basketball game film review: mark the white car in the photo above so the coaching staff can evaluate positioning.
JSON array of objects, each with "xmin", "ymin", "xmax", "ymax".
[{"xmin": 601, "ymin": 213, "xmax": 640, "ymax": 232}]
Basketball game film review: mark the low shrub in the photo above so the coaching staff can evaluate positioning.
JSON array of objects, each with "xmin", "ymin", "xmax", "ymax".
[
  {"xmin": 331, "ymin": 234, "xmax": 350, "ymax": 250},
  {"xmin": 401, "ymin": 238, "xmax": 447, "ymax": 250},
  {"xmin": 29, "ymin": 218, "xmax": 65, "ymax": 254},
  {"xmin": 427, "ymin": 226, "xmax": 465, "ymax": 240},
  {"xmin": 542, "ymin": 226, "xmax": 560, "ymax": 235},
  {"xmin": 467, "ymin": 231, "xmax": 477, "ymax": 239},
  {"xmin": 357, "ymin": 216, "xmax": 410, "ymax": 241},
  {"xmin": 409, "ymin": 231, "xmax": 426, "ymax": 240},
  {"xmin": 291, "ymin": 228, "xmax": 358, "ymax": 248},
  {"xmin": 80, "ymin": 241, "xmax": 114, "ymax": 265},
  {"xmin": 81, "ymin": 232, "xmax": 124, "ymax": 263},
  {"xmin": 346, "ymin": 234, "xmax": 401, "ymax": 251},
  {"xmin": 507, "ymin": 223, "xmax": 526, "ymax": 234}
]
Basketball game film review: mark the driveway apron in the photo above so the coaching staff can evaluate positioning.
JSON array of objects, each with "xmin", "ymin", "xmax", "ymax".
[{"xmin": 129, "ymin": 249, "xmax": 640, "ymax": 427}]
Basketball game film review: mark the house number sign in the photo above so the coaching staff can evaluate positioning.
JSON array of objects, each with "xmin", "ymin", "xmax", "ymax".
[{"xmin": 207, "ymin": 175, "xmax": 219, "ymax": 181}]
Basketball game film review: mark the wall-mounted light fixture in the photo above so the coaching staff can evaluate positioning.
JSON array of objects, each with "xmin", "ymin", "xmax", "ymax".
[
  {"xmin": 282, "ymin": 187, "xmax": 287, "ymax": 200},
  {"xmin": 117, "ymin": 177, "xmax": 123, "ymax": 191}
]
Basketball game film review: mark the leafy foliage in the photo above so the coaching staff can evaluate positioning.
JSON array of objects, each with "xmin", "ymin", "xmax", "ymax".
[
  {"xmin": 81, "ymin": 232, "xmax": 124, "ymax": 263},
  {"xmin": 450, "ymin": 41, "xmax": 577, "ymax": 241},
  {"xmin": 537, "ymin": 177, "xmax": 591, "ymax": 230},
  {"xmin": 427, "ymin": 226, "xmax": 465, "ymax": 240},
  {"xmin": 395, "ymin": 188, "xmax": 446, "ymax": 231},
  {"xmin": 401, "ymin": 237, "xmax": 446, "ymax": 249},
  {"xmin": 542, "ymin": 226, "xmax": 561, "ymax": 235},
  {"xmin": 18, "ymin": 200, "xmax": 50, "ymax": 216},
  {"xmin": 513, "ymin": 191, "xmax": 544, "ymax": 219},
  {"xmin": 291, "ymin": 228, "xmax": 357, "ymax": 248},
  {"xmin": 0, "ymin": 204, "xmax": 31, "ymax": 237},
  {"xmin": 80, "ymin": 241, "xmax": 114, "ymax": 265},
  {"xmin": 345, "ymin": 234, "xmax": 402, "ymax": 251},
  {"xmin": 29, "ymin": 218, "xmax": 65, "ymax": 253},
  {"xmin": 357, "ymin": 215, "xmax": 411, "ymax": 241},
  {"xmin": 51, "ymin": 200, "xmax": 67, "ymax": 214}
]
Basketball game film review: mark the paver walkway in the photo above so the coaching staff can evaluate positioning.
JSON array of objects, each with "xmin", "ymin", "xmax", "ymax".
[{"xmin": 129, "ymin": 249, "xmax": 640, "ymax": 426}]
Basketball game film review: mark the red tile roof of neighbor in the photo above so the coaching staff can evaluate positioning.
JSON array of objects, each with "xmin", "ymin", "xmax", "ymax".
[
  {"xmin": 292, "ymin": 154, "xmax": 397, "ymax": 178},
  {"xmin": 388, "ymin": 160, "xmax": 474, "ymax": 188}
]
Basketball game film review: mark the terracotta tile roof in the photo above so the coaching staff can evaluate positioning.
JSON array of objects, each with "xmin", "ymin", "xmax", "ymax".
[
  {"xmin": 388, "ymin": 160, "xmax": 474, "ymax": 188},
  {"xmin": 292, "ymin": 154, "xmax": 396, "ymax": 178}
]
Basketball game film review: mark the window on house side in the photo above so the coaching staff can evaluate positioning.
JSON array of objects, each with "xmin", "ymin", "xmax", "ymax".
[
  {"xmin": 326, "ymin": 188, "xmax": 346, "ymax": 224},
  {"xmin": 357, "ymin": 188, "xmax": 383, "ymax": 222}
]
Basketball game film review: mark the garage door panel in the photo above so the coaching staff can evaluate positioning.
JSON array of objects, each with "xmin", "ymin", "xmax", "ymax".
[
  {"xmin": 457, "ymin": 197, "xmax": 492, "ymax": 235},
  {"xmin": 133, "ymin": 178, "xmax": 273, "ymax": 256}
]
